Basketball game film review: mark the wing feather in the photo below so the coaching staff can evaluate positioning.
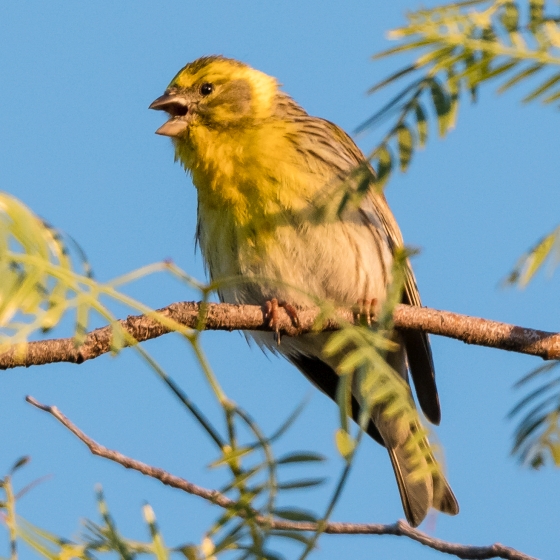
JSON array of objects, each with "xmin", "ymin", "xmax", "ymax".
[{"xmin": 286, "ymin": 106, "xmax": 441, "ymax": 424}]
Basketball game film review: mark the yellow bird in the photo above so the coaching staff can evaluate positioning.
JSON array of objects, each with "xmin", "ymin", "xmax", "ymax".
[{"xmin": 150, "ymin": 55, "xmax": 458, "ymax": 527}]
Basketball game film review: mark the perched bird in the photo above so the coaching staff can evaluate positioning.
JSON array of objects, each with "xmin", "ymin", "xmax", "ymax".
[{"xmin": 150, "ymin": 55, "xmax": 459, "ymax": 527}]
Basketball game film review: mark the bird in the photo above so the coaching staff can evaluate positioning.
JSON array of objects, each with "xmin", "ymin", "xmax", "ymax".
[{"xmin": 149, "ymin": 55, "xmax": 459, "ymax": 527}]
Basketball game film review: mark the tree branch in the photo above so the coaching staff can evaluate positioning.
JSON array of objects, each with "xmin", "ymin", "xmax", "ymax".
[
  {"xmin": 25, "ymin": 396, "xmax": 535, "ymax": 560},
  {"xmin": 24, "ymin": 394, "xmax": 235, "ymax": 506},
  {"xmin": 2, "ymin": 302, "xmax": 560, "ymax": 371}
]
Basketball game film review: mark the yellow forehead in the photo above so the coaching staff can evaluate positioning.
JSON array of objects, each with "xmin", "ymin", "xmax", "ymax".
[{"xmin": 169, "ymin": 57, "xmax": 279, "ymax": 118}]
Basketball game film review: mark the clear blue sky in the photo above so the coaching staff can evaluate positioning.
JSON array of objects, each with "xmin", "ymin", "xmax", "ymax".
[{"xmin": 1, "ymin": 1, "xmax": 559, "ymax": 558}]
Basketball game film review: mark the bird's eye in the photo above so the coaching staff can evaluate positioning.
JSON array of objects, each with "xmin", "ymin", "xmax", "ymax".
[{"xmin": 200, "ymin": 82, "xmax": 214, "ymax": 96}]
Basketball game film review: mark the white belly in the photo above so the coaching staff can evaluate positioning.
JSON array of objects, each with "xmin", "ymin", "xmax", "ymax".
[
  {"xmin": 198, "ymin": 207, "xmax": 394, "ymax": 362},
  {"xmin": 201, "ymin": 216, "xmax": 393, "ymax": 307}
]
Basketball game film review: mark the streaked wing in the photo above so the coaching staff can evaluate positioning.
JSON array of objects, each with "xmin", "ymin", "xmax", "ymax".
[
  {"xmin": 400, "ymin": 281, "xmax": 440, "ymax": 424},
  {"xmin": 289, "ymin": 108, "xmax": 441, "ymax": 424},
  {"xmin": 369, "ymin": 193, "xmax": 440, "ymax": 425}
]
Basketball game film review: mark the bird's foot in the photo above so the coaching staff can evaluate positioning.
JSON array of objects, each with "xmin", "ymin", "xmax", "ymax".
[
  {"xmin": 353, "ymin": 298, "xmax": 377, "ymax": 327},
  {"xmin": 263, "ymin": 298, "xmax": 300, "ymax": 345}
]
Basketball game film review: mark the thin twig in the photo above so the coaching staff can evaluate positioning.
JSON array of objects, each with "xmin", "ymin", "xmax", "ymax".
[
  {"xmin": 24, "ymin": 396, "xmax": 234, "ymax": 509},
  {"xmin": 2, "ymin": 302, "xmax": 560, "ymax": 370},
  {"xmin": 25, "ymin": 396, "xmax": 536, "ymax": 560}
]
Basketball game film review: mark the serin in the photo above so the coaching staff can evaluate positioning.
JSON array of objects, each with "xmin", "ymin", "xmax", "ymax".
[{"xmin": 150, "ymin": 55, "xmax": 459, "ymax": 527}]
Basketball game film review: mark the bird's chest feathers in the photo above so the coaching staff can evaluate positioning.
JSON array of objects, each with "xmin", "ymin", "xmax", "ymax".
[
  {"xmin": 186, "ymin": 122, "xmax": 311, "ymax": 212},
  {"xmin": 178, "ymin": 123, "xmax": 388, "ymax": 306},
  {"xmin": 184, "ymin": 124, "xmax": 311, "ymax": 274}
]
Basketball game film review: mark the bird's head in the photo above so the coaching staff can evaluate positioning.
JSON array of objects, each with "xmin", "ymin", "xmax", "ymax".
[{"xmin": 149, "ymin": 56, "xmax": 279, "ymax": 137}]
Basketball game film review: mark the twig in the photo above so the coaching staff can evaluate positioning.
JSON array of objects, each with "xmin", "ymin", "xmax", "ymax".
[
  {"xmin": 25, "ymin": 396, "xmax": 536, "ymax": 560},
  {"xmin": 2, "ymin": 302, "xmax": 560, "ymax": 370},
  {"xmin": 24, "ymin": 396, "xmax": 235, "ymax": 509},
  {"xmin": 276, "ymin": 519, "xmax": 536, "ymax": 560},
  {"xmin": 25, "ymin": 395, "xmax": 235, "ymax": 508}
]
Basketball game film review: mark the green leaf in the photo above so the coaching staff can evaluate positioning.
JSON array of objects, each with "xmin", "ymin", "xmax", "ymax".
[
  {"xmin": 40, "ymin": 294, "xmax": 66, "ymax": 332},
  {"xmin": 267, "ymin": 399, "xmax": 308, "ymax": 443},
  {"xmin": 548, "ymin": 442, "xmax": 560, "ymax": 466},
  {"xmin": 529, "ymin": 0, "xmax": 544, "ymax": 30},
  {"xmin": 442, "ymin": 0, "xmax": 490, "ymax": 6},
  {"xmin": 513, "ymin": 397, "xmax": 558, "ymax": 447},
  {"xmin": 414, "ymin": 102, "xmax": 428, "ymax": 147},
  {"xmin": 276, "ymin": 452, "xmax": 326, "ymax": 465},
  {"xmin": 239, "ymin": 547, "xmax": 285, "ymax": 560},
  {"xmin": 514, "ymin": 409, "xmax": 546, "ymax": 444},
  {"xmin": 358, "ymin": 80, "xmax": 424, "ymax": 133},
  {"xmin": 374, "ymin": 144, "xmax": 393, "ymax": 189},
  {"xmin": 520, "ymin": 229, "xmax": 558, "ymax": 286},
  {"xmin": 480, "ymin": 59, "xmax": 519, "ymax": 83},
  {"xmin": 14, "ymin": 518, "xmax": 64, "ymax": 560},
  {"xmin": 212, "ymin": 521, "xmax": 245, "ymax": 554},
  {"xmin": 335, "ymin": 428, "xmax": 356, "ymax": 461},
  {"xmin": 336, "ymin": 369, "xmax": 353, "ymax": 433},
  {"xmin": 372, "ymin": 39, "xmax": 434, "ymax": 61},
  {"xmin": 368, "ymin": 64, "xmax": 418, "ymax": 94},
  {"xmin": 523, "ymin": 72, "xmax": 560, "ymax": 103},
  {"xmin": 509, "ymin": 378, "xmax": 560, "ymax": 418},
  {"xmin": 417, "ymin": 46, "xmax": 459, "ymax": 74},
  {"xmin": 429, "ymin": 79, "xmax": 451, "ymax": 136},
  {"xmin": 95, "ymin": 487, "xmax": 135, "ymax": 560},
  {"xmin": 396, "ymin": 124, "xmax": 414, "ymax": 172},
  {"xmin": 337, "ymin": 347, "xmax": 367, "ymax": 375},
  {"xmin": 268, "ymin": 531, "xmax": 312, "ymax": 545},
  {"xmin": 219, "ymin": 465, "xmax": 267, "ymax": 495},
  {"xmin": 209, "ymin": 446, "xmax": 252, "ymax": 468},
  {"xmin": 530, "ymin": 453, "xmax": 544, "ymax": 469},
  {"xmin": 463, "ymin": 51, "xmax": 479, "ymax": 102},
  {"xmin": 323, "ymin": 329, "xmax": 351, "ymax": 356},
  {"xmin": 143, "ymin": 504, "xmax": 169, "ymax": 560},
  {"xmin": 500, "ymin": 1, "xmax": 519, "ymax": 33},
  {"xmin": 178, "ymin": 545, "xmax": 200, "ymax": 560},
  {"xmin": 277, "ymin": 478, "xmax": 325, "ymax": 490},
  {"xmin": 514, "ymin": 362, "xmax": 560, "ymax": 389},
  {"xmin": 10, "ymin": 456, "xmax": 31, "ymax": 475},
  {"xmin": 446, "ymin": 67, "xmax": 460, "ymax": 130},
  {"xmin": 498, "ymin": 63, "xmax": 544, "ymax": 94},
  {"xmin": 273, "ymin": 508, "xmax": 317, "ymax": 523},
  {"xmin": 0, "ymin": 194, "xmax": 80, "ymax": 339},
  {"xmin": 542, "ymin": 88, "xmax": 560, "ymax": 104}
]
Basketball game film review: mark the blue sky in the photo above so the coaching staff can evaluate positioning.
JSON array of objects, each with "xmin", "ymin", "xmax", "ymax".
[{"xmin": 1, "ymin": 1, "xmax": 559, "ymax": 558}]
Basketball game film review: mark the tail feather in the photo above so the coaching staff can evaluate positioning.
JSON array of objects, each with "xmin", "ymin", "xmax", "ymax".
[
  {"xmin": 286, "ymin": 339, "xmax": 459, "ymax": 526},
  {"xmin": 384, "ymin": 425, "xmax": 459, "ymax": 527},
  {"xmin": 382, "ymin": 339, "xmax": 458, "ymax": 526},
  {"xmin": 433, "ymin": 470, "xmax": 460, "ymax": 516},
  {"xmin": 387, "ymin": 446, "xmax": 432, "ymax": 528}
]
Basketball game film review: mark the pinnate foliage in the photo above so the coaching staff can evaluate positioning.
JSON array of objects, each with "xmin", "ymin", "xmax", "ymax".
[
  {"xmin": 363, "ymin": 0, "xmax": 560, "ymax": 188},
  {"xmin": 509, "ymin": 361, "xmax": 560, "ymax": 468},
  {"xmin": 360, "ymin": 0, "xmax": 560, "ymax": 471},
  {"xmin": 0, "ymin": 195, "xmax": 430, "ymax": 559},
  {"xmin": 4, "ymin": 2, "xmax": 560, "ymax": 557}
]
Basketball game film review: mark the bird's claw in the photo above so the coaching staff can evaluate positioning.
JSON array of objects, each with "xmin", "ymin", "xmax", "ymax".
[
  {"xmin": 353, "ymin": 298, "xmax": 377, "ymax": 327},
  {"xmin": 263, "ymin": 298, "xmax": 300, "ymax": 345}
]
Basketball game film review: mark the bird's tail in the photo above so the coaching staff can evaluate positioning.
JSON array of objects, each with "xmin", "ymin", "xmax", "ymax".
[
  {"xmin": 377, "ymin": 336, "xmax": 458, "ymax": 527},
  {"xmin": 381, "ymin": 416, "xmax": 459, "ymax": 527}
]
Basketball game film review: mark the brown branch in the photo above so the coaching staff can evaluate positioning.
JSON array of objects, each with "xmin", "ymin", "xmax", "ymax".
[
  {"xmin": 24, "ymin": 396, "xmax": 236, "ymax": 510},
  {"xmin": 278, "ymin": 519, "xmax": 535, "ymax": 560},
  {"xmin": 2, "ymin": 302, "xmax": 560, "ymax": 371},
  {"xmin": 26, "ymin": 396, "xmax": 536, "ymax": 560}
]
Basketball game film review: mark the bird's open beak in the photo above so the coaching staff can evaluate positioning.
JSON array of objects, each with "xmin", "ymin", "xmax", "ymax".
[{"xmin": 149, "ymin": 93, "xmax": 190, "ymax": 137}]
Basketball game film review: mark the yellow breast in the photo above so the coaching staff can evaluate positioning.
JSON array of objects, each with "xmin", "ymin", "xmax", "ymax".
[{"xmin": 176, "ymin": 117, "xmax": 319, "ymax": 275}]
